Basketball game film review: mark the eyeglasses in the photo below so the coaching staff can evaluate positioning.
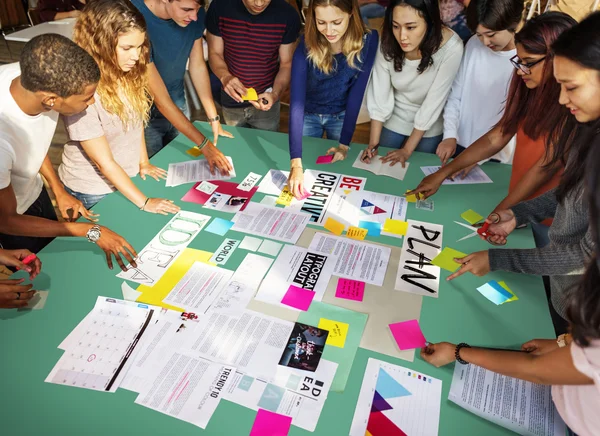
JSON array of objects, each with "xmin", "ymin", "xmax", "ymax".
[{"xmin": 510, "ymin": 55, "xmax": 546, "ymax": 75}]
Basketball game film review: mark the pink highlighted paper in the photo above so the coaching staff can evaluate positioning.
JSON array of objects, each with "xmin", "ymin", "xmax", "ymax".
[
  {"xmin": 335, "ymin": 278, "xmax": 365, "ymax": 302},
  {"xmin": 316, "ymin": 155, "xmax": 334, "ymax": 164},
  {"xmin": 249, "ymin": 409, "xmax": 292, "ymax": 436},
  {"xmin": 281, "ymin": 285, "xmax": 315, "ymax": 311},
  {"xmin": 389, "ymin": 319, "xmax": 427, "ymax": 350}
]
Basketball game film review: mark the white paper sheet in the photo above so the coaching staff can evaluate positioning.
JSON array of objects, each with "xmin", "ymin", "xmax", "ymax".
[
  {"xmin": 350, "ymin": 358, "xmax": 442, "ymax": 436},
  {"xmin": 240, "ymin": 236, "xmax": 263, "ymax": 252},
  {"xmin": 260, "ymin": 196, "xmax": 278, "ymax": 206},
  {"xmin": 352, "ymin": 152, "xmax": 410, "ymax": 181},
  {"xmin": 420, "ymin": 165, "xmax": 493, "ymax": 185},
  {"xmin": 449, "ymin": 363, "xmax": 566, "ymax": 436},
  {"xmin": 257, "ymin": 239, "xmax": 282, "ymax": 257},
  {"xmin": 307, "ymin": 233, "xmax": 391, "ymax": 286},
  {"xmin": 257, "ymin": 169, "xmax": 290, "ymax": 195},
  {"xmin": 166, "ymin": 157, "xmax": 235, "ymax": 187},
  {"xmin": 117, "ymin": 211, "xmax": 210, "ymax": 286},
  {"xmin": 394, "ymin": 219, "xmax": 443, "ymax": 297},
  {"xmin": 209, "ymin": 238, "xmax": 240, "ymax": 265},
  {"xmin": 231, "ymin": 203, "xmax": 311, "ymax": 244},
  {"xmin": 237, "ymin": 172, "xmax": 262, "ymax": 191},
  {"xmin": 121, "ymin": 282, "xmax": 142, "ymax": 301}
]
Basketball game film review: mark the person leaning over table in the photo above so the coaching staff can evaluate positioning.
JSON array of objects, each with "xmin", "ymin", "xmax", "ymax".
[
  {"xmin": 287, "ymin": 0, "xmax": 378, "ymax": 199},
  {"xmin": 440, "ymin": 13, "xmax": 600, "ymax": 336},
  {"xmin": 58, "ymin": 0, "xmax": 180, "ymax": 215},
  {"xmin": 130, "ymin": 0, "xmax": 233, "ymax": 173},
  {"xmin": 0, "ymin": 34, "xmax": 138, "ymax": 271},
  {"xmin": 38, "ymin": 0, "xmax": 86, "ymax": 22},
  {"xmin": 360, "ymin": 0, "xmax": 463, "ymax": 169},
  {"xmin": 0, "ymin": 248, "xmax": 42, "ymax": 309}
]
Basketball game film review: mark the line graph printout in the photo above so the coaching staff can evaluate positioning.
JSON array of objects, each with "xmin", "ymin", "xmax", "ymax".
[{"xmin": 350, "ymin": 358, "xmax": 442, "ymax": 436}]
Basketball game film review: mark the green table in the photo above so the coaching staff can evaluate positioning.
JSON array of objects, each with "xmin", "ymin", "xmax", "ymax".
[{"xmin": 0, "ymin": 123, "xmax": 555, "ymax": 435}]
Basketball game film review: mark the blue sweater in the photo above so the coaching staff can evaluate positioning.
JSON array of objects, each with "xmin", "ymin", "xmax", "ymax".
[{"xmin": 289, "ymin": 31, "xmax": 378, "ymax": 159}]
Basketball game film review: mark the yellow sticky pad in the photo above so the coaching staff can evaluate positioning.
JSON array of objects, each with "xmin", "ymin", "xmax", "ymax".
[
  {"xmin": 431, "ymin": 247, "xmax": 468, "ymax": 272},
  {"xmin": 383, "ymin": 219, "xmax": 408, "ymax": 236},
  {"xmin": 461, "ymin": 209, "xmax": 484, "ymax": 225},
  {"xmin": 346, "ymin": 226, "xmax": 368, "ymax": 240},
  {"xmin": 405, "ymin": 190, "xmax": 419, "ymax": 203},
  {"xmin": 242, "ymin": 88, "xmax": 258, "ymax": 101},
  {"xmin": 324, "ymin": 217, "xmax": 345, "ymax": 236},
  {"xmin": 186, "ymin": 146, "xmax": 203, "ymax": 158},
  {"xmin": 318, "ymin": 318, "xmax": 349, "ymax": 348},
  {"xmin": 276, "ymin": 186, "xmax": 294, "ymax": 206}
]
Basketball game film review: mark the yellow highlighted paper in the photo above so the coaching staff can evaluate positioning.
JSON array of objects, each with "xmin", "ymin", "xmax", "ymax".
[
  {"xmin": 461, "ymin": 209, "xmax": 484, "ymax": 225},
  {"xmin": 405, "ymin": 190, "xmax": 419, "ymax": 203},
  {"xmin": 324, "ymin": 217, "xmax": 345, "ymax": 236},
  {"xmin": 383, "ymin": 218, "xmax": 408, "ymax": 236},
  {"xmin": 499, "ymin": 281, "xmax": 519, "ymax": 303},
  {"xmin": 136, "ymin": 248, "xmax": 215, "ymax": 311},
  {"xmin": 318, "ymin": 318, "xmax": 349, "ymax": 348},
  {"xmin": 242, "ymin": 87, "xmax": 258, "ymax": 101},
  {"xmin": 431, "ymin": 247, "xmax": 467, "ymax": 272},
  {"xmin": 276, "ymin": 186, "xmax": 294, "ymax": 206},
  {"xmin": 346, "ymin": 226, "xmax": 368, "ymax": 240}
]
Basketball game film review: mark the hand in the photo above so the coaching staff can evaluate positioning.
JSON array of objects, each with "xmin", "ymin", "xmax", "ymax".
[
  {"xmin": 447, "ymin": 250, "xmax": 490, "ymax": 281},
  {"xmin": 451, "ymin": 163, "xmax": 477, "ymax": 180},
  {"xmin": 380, "ymin": 148, "xmax": 411, "ymax": 168},
  {"xmin": 407, "ymin": 172, "xmax": 445, "ymax": 200},
  {"xmin": 420, "ymin": 342, "xmax": 457, "ymax": 367},
  {"xmin": 250, "ymin": 92, "xmax": 275, "ymax": 111},
  {"xmin": 210, "ymin": 120, "xmax": 234, "ymax": 147},
  {"xmin": 139, "ymin": 162, "xmax": 167, "ymax": 181},
  {"xmin": 221, "ymin": 75, "xmax": 247, "ymax": 104},
  {"xmin": 143, "ymin": 198, "xmax": 180, "ymax": 215},
  {"xmin": 327, "ymin": 144, "xmax": 348, "ymax": 163},
  {"xmin": 0, "ymin": 278, "xmax": 35, "ymax": 309},
  {"xmin": 54, "ymin": 189, "xmax": 99, "ymax": 222},
  {"xmin": 0, "ymin": 249, "xmax": 42, "ymax": 279},
  {"xmin": 484, "ymin": 209, "xmax": 516, "ymax": 245},
  {"xmin": 200, "ymin": 142, "xmax": 232, "ymax": 176},
  {"xmin": 521, "ymin": 338, "xmax": 560, "ymax": 355},
  {"xmin": 288, "ymin": 166, "xmax": 305, "ymax": 199},
  {"xmin": 94, "ymin": 226, "xmax": 138, "ymax": 271},
  {"xmin": 360, "ymin": 144, "xmax": 379, "ymax": 164},
  {"xmin": 68, "ymin": 10, "xmax": 82, "ymax": 18},
  {"xmin": 436, "ymin": 138, "xmax": 457, "ymax": 167}
]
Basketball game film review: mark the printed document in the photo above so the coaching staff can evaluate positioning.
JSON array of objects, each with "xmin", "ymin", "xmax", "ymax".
[{"xmin": 166, "ymin": 157, "xmax": 235, "ymax": 187}]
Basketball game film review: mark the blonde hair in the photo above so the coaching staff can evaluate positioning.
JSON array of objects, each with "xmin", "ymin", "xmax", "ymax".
[
  {"xmin": 73, "ymin": 0, "xmax": 152, "ymax": 127},
  {"xmin": 305, "ymin": 0, "xmax": 368, "ymax": 74}
]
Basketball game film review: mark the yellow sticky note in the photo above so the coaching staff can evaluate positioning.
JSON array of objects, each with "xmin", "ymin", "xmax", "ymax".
[
  {"xmin": 276, "ymin": 186, "xmax": 294, "ymax": 206},
  {"xmin": 186, "ymin": 146, "xmax": 203, "ymax": 157},
  {"xmin": 499, "ymin": 281, "xmax": 519, "ymax": 303},
  {"xmin": 242, "ymin": 87, "xmax": 258, "ymax": 101},
  {"xmin": 346, "ymin": 226, "xmax": 368, "ymax": 240},
  {"xmin": 405, "ymin": 190, "xmax": 419, "ymax": 203},
  {"xmin": 431, "ymin": 247, "xmax": 467, "ymax": 272},
  {"xmin": 461, "ymin": 209, "xmax": 484, "ymax": 225},
  {"xmin": 324, "ymin": 217, "xmax": 345, "ymax": 236},
  {"xmin": 383, "ymin": 218, "xmax": 408, "ymax": 236},
  {"xmin": 318, "ymin": 318, "xmax": 349, "ymax": 348}
]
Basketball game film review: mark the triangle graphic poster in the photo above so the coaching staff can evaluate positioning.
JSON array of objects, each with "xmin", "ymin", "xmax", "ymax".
[{"xmin": 365, "ymin": 368, "xmax": 411, "ymax": 436}]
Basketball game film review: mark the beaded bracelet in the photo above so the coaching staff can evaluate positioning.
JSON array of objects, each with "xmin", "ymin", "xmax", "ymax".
[
  {"xmin": 455, "ymin": 343, "xmax": 471, "ymax": 365},
  {"xmin": 198, "ymin": 136, "xmax": 209, "ymax": 151}
]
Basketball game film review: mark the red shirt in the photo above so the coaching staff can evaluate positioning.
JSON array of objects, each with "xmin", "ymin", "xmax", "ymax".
[{"xmin": 38, "ymin": 0, "xmax": 85, "ymax": 23}]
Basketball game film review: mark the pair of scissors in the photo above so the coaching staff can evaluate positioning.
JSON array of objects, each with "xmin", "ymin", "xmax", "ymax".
[
  {"xmin": 454, "ymin": 218, "xmax": 506, "ymax": 245},
  {"xmin": 454, "ymin": 221, "xmax": 483, "ymax": 242}
]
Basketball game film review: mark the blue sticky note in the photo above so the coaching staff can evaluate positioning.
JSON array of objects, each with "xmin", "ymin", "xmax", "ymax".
[
  {"xmin": 477, "ymin": 280, "xmax": 512, "ymax": 305},
  {"xmin": 358, "ymin": 220, "xmax": 382, "ymax": 236},
  {"xmin": 205, "ymin": 217, "xmax": 234, "ymax": 236}
]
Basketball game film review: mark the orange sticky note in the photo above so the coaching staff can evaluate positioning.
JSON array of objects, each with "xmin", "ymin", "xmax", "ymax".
[
  {"xmin": 186, "ymin": 146, "xmax": 202, "ymax": 157},
  {"xmin": 324, "ymin": 217, "xmax": 345, "ymax": 235},
  {"xmin": 242, "ymin": 88, "xmax": 258, "ymax": 101},
  {"xmin": 346, "ymin": 226, "xmax": 368, "ymax": 240}
]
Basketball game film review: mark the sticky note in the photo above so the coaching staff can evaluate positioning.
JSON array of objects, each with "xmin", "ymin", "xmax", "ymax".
[
  {"xmin": 335, "ymin": 278, "xmax": 365, "ymax": 302},
  {"xmin": 389, "ymin": 319, "xmax": 427, "ymax": 350},
  {"xmin": 346, "ymin": 226, "xmax": 368, "ymax": 240},
  {"xmin": 298, "ymin": 189, "xmax": 311, "ymax": 200},
  {"xmin": 196, "ymin": 181, "xmax": 217, "ymax": 195},
  {"xmin": 316, "ymin": 155, "xmax": 334, "ymax": 164},
  {"xmin": 20, "ymin": 291, "xmax": 48, "ymax": 310},
  {"xmin": 318, "ymin": 318, "xmax": 349, "ymax": 348},
  {"xmin": 260, "ymin": 196, "xmax": 278, "ymax": 206},
  {"xmin": 461, "ymin": 209, "xmax": 484, "ymax": 225},
  {"xmin": 431, "ymin": 247, "xmax": 467, "ymax": 272},
  {"xmin": 258, "ymin": 240, "xmax": 282, "ymax": 257},
  {"xmin": 186, "ymin": 146, "xmax": 203, "ymax": 157},
  {"xmin": 240, "ymin": 236, "xmax": 263, "ymax": 251},
  {"xmin": 205, "ymin": 217, "xmax": 234, "ymax": 236},
  {"xmin": 281, "ymin": 285, "xmax": 315, "ymax": 311},
  {"xmin": 358, "ymin": 220, "xmax": 381, "ymax": 236},
  {"xmin": 324, "ymin": 217, "xmax": 345, "ymax": 235},
  {"xmin": 276, "ymin": 187, "xmax": 294, "ymax": 206},
  {"xmin": 405, "ymin": 190, "xmax": 420, "ymax": 203},
  {"xmin": 498, "ymin": 281, "xmax": 519, "ymax": 303},
  {"xmin": 477, "ymin": 280, "xmax": 514, "ymax": 305},
  {"xmin": 242, "ymin": 88, "xmax": 258, "ymax": 101},
  {"xmin": 249, "ymin": 409, "xmax": 292, "ymax": 436},
  {"xmin": 383, "ymin": 219, "xmax": 408, "ymax": 236}
]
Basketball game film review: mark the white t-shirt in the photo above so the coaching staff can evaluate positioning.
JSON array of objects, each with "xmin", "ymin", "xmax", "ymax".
[
  {"xmin": 0, "ymin": 63, "xmax": 59, "ymax": 214},
  {"xmin": 442, "ymin": 36, "xmax": 516, "ymax": 163}
]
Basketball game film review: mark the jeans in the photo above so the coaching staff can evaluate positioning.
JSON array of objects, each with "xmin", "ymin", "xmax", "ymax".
[
  {"xmin": 64, "ymin": 186, "xmax": 107, "ymax": 210},
  {"xmin": 145, "ymin": 99, "xmax": 190, "ymax": 158},
  {"xmin": 379, "ymin": 127, "xmax": 443, "ymax": 154},
  {"xmin": 360, "ymin": 3, "xmax": 386, "ymax": 24},
  {"xmin": 222, "ymin": 101, "xmax": 281, "ymax": 132},
  {"xmin": 303, "ymin": 111, "xmax": 345, "ymax": 141},
  {"xmin": 0, "ymin": 187, "xmax": 57, "ymax": 254}
]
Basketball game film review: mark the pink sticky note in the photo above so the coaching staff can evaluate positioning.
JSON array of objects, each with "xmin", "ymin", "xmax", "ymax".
[
  {"xmin": 316, "ymin": 155, "xmax": 334, "ymax": 164},
  {"xmin": 389, "ymin": 319, "xmax": 427, "ymax": 350},
  {"xmin": 250, "ymin": 409, "xmax": 292, "ymax": 436},
  {"xmin": 335, "ymin": 278, "xmax": 365, "ymax": 302},
  {"xmin": 298, "ymin": 189, "xmax": 312, "ymax": 200},
  {"xmin": 281, "ymin": 285, "xmax": 315, "ymax": 311}
]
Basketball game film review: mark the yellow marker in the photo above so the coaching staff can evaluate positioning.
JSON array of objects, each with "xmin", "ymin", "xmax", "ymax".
[
  {"xmin": 242, "ymin": 88, "xmax": 258, "ymax": 101},
  {"xmin": 324, "ymin": 217, "xmax": 345, "ymax": 236},
  {"xmin": 346, "ymin": 226, "xmax": 368, "ymax": 240},
  {"xmin": 318, "ymin": 318, "xmax": 349, "ymax": 348},
  {"xmin": 276, "ymin": 186, "xmax": 294, "ymax": 206},
  {"xmin": 461, "ymin": 209, "xmax": 484, "ymax": 225},
  {"xmin": 383, "ymin": 219, "xmax": 408, "ymax": 236}
]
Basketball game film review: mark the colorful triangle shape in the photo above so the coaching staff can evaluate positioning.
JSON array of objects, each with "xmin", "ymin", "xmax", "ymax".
[
  {"xmin": 376, "ymin": 368, "xmax": 412, "ymax": 399},
  {"xmin": 361, "ymin": 200, "xmax": 375, "ymax": 208},
  {"xmin": 344, "ymin": 189, "xmax": 352, "ymax": 195},
  {"xmin": 371, "ymin": 390, "xmax": 393, "ymax": 413},
  {"xmin": 372, "ymin": 206, "xmax": 386, "ymax": 214},
  {"xmin": 367, "ymin": 411, "xmax": 408, "ymax": 436}
]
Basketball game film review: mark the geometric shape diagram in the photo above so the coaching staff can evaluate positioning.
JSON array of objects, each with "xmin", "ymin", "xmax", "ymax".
[
  {"xmin": 367, "ymin": 411, "xmax": 408, "ymax": 436},
  {"xmin": 371, "ymin": 390, "xmax": 394, "ymax": 413},
  {"xmin": 238, "ymin": 375, "xmax": 255, "ymax": 392},
  {"xmin": 376, "ymin": 368, "xmax": 412, "ymax": 399},
  {"xmin": 372, "ymin": 206, "xmax": 386, "ymax": 215}
]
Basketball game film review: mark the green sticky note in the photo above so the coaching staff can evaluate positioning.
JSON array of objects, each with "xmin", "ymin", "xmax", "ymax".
[
  {"xmin": 431, "ymin": 247, "xmax": 467, "ymax": 272},
  {"xmin": 498, "ymin": 281, "xmax": 519, "ymax": 303},
  {"xmin": 461, "ymin": 209, "xmax": 484, "ymax": 225}
]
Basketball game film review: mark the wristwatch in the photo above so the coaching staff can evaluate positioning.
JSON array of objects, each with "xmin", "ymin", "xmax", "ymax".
[
  {"xmin": 207, "ymin": 115, "xmax": 220, "ymax": 124},
  {"xmin": 557, "ymin": 334, "xmax": 568, "ymax": 348},
  {"xmin": 86, "ymin": 225, "xmax": 102, "ymax": 243}
]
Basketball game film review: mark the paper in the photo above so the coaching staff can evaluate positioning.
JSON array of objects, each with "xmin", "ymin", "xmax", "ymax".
[
  {"xmin": 395, "ymin": 220, "xmax": 444, "ymax": 297},
  {"xmin": 260, "ymin": 196, "xmax": 278, "ymax": 206},
  {"xmin": 276, "ymin": 186, "xmax": 295, "ymax": 206},
  {"xmin": 243, "ymin": 87, "xmax": 258, "ymax": 101},
  {"xmin": 231, "ymin": 203, "xmax": 311, "ymax": 244},
  {"xmin": 204, "ymin": 217, "xmax": 234, "ymax": 236},
  {"xmin": 183, "ymin": 180, "xmax": 257, "ymax": 213},
  {"xmin": 346, "ymin": 226, "xmax": 367, "ymax": 240},
  {"xmin": 316, "ymin": 155, "xmax": 333, "ymax": 164},
  {"xmin": 308, "ymin": 233, "xmax": 391, "ymax": 286},
  {"xmin": 431, "ymin": 247, "xmax": 467, "ymax": 272},
  {"xmin": 352, "ymin": 152, "xmax": 410, "ymax": 180},
  {"xmin": 449, "ymin": 363, "xmax": 566, "ymax": 436},
  {"xmin": 383, "ymin": 219, "xmax": 408, "ymax": 236},
  {"xmin": 421, "ymin": 165, "xmax": 493, "ymax": 185},
  {"xmin": 258, "ymin": 239, "xmax": 282, "ymax": 257},
  {"xmin": 335, "ymin": 278, "xmax": 365, "ymax": 302},
  {"xmin": 499, "ymin": 281, "xmax": 519, "ymax": 303},
  {"xmin": 250, "ymin": 409, "xmax": 292, "ymax": 436},
  {"xmin": 389, "ymin": 319, "xmax": 427, "ymax": 350},
  {"xmin": 281, "ymin": 285, "xmax": 315, "ymax": 311},
  {"xmin": 461, "ymin": 209, "xmax": 484, "ymax": 225},
  {"xmin": 405, "ymin": 190, "xmax": 418, "ymax": 203},
  {"xmin": 162, "ymin": 262, "xmax": 233, "ymax": 313},
  {"xmin": 476, "ymin": 280, "xmax": 515, "ymax": 305},
  {"xmin": 135, "ymin": 350, "xmax": 235, "ymax": 429},
  {"xmin": 350, "ymin": 358, "xmax": 442, "ymax": 436},
  {"xmin": 257, "ymin": 169, "xmax": 290, "ymax": 195},
  {"xmin": 318, "ymin": 318, "xmax": 349, "ymax": 348},
  {"xmin": 238, "ymin": 172, "xmax": 262, "ymax": 191},
  {"xmin": 166, "ymin": 157, "xmax": 235, "ymax": 187},
  {"xmin": 21, "ymin": 290, "xmax": 48, "ymax": 309},
  {"xmin": 121, "ymin": 282, "xmax": 142, "ymax": 302},
  {"xmin": 358, "ymin": 220, "xmax": 381, "ymax": 236},
  {"xmin": 240, "ymin": 236, "xmax": 263, "ymax": 252},
  {"xmin": 324, "ymin": 217, "xmax": 345, "ymax": 235},
  {"xmin": 416, "ymin": 198, "xmax": 434, "ymax": 211},
  {"xmin": 196, "ymin": 181, "xmax": 217, "ymax": 195},
  {"xmin": 209, "ymin": 238, "xmax": 239, "ymax": 265},
  {"xmin": 255, "ymin": 245, "xmax": 337, "ymax": 309},
  {"xmin": 117, "ymin": 211, "xmax": 210, "ymax": 286},
  {"xmin": 278, "ymin": 322, "xmax": 328, "ymax": 372}
]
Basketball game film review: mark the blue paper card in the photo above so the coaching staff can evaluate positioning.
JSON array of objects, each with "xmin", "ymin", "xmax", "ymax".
[
  {"xmin": 358, "ymin": 220, "xmax": 382, "ymax": 236},
  {"xmin": 476, "ymin": 280, "xmax": 513, "ymax": 305},
  {"xmin": 205, "ymin": 217, "xmax": 234, "ymax": 236}
]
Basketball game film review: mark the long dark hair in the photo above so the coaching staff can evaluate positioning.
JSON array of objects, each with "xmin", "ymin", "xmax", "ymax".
[
  {"xmin": 380, "ymin": 0, "xmax": 442, "ymax": 74},
  {"xmin": 497, "ymin": 12, "xmax": 576, "ymax": 143}
]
